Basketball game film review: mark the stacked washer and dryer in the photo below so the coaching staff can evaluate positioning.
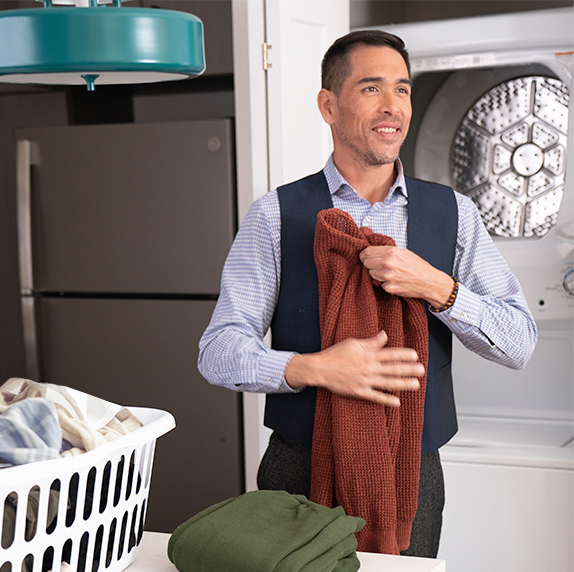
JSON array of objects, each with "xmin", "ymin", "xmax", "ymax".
[{"xmin": 366, "ymin": 7, "xmax": 574, "ymax": 572}]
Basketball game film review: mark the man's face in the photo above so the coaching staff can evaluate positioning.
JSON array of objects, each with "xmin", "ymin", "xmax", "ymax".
[{"xmin": 325, "ymin": 46, "xmax": 412, "ymax": 167}]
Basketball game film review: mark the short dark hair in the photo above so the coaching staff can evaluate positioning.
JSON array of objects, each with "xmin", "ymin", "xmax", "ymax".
[{"xmin": 321, "ymin": 30, "xmax": 411, "ymax": 95}]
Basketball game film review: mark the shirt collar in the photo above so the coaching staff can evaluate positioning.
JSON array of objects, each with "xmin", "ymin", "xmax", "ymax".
[{"xmin": 323, "ymin": 154, "xmax": 408, "ymax": 199}]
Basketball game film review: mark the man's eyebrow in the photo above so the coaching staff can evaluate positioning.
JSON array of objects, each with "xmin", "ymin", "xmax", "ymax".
[{"xmin": 356, "ymin": 76, "xmax": 412, "ymax": 87}]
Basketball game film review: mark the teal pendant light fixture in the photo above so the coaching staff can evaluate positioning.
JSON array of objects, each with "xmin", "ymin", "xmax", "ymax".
[{"xmin": 0, "ymin": 0, "xmax": 205, "ymax": 90}]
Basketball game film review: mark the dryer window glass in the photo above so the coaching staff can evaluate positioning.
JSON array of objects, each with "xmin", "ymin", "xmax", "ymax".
[{"xmin": 451, "ymin": 76, "xmax": 569, "ymax": 238}]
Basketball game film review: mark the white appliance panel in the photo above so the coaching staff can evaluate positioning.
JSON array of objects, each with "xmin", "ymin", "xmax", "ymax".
[
  {"xmin": 438, "ymin": 460, "xmax": 574, "ymax": 572},
  {"xmin": 452, "ymin": 328, "xmax": 573, "ymax": 421},
  {"xmin": 442, "ymin": 416, "xmax": 573, "ymax": 470}
]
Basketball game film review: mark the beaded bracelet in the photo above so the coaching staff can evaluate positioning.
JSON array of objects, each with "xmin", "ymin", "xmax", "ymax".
[{"xmin": 429, "ymin": 278, "xmax": 459, "ymax": 313}]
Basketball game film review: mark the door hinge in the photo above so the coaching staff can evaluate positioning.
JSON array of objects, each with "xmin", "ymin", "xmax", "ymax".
[{"xmin": 263, "ymin": 42, "xmax": 272, "ymax": 71}]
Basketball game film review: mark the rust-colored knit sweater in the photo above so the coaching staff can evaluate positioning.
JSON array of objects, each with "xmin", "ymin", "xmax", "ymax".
[{"xmin": 309, "ymin": 208, "xmax": 429, "ymax": 555}]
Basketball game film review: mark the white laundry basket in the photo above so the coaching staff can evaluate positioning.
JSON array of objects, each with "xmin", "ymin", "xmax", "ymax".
[{"xmin": 0, "ymin": 406, "xmax": 175, "ymax": 572}]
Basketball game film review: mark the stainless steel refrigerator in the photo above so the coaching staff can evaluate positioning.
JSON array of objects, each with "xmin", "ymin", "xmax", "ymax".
[{"xmin": 15, "ymin": 119, "xmax": 242, "ymax": 533}]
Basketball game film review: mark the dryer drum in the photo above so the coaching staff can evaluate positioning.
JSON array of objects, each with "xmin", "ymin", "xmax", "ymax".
[{"xmin": 450, "ymin": 76, "xmax": 569, "ymax": 238}]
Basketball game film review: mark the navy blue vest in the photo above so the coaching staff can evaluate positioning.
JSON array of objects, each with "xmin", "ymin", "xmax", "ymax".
[{"xmin": 266, "ymin": 172, "xmax": 458, "ymax": 456}]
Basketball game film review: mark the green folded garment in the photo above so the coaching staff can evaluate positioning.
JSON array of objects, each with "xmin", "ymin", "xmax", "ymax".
[{"xmin": 168, "ymin": 490, "xmax": 365, "ymax": 572}]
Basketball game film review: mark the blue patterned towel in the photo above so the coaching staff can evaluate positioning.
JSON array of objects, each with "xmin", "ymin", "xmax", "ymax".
[{"xmin": 0, "ymin": 398, "xmax": 62, "ymax": 467}]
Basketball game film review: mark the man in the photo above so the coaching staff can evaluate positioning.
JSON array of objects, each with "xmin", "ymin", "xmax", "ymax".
[{"xmin": 198, "ymin": 30, "xmax": 537, "ymax": 557}]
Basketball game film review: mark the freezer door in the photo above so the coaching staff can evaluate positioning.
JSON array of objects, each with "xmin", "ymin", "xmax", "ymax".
[
  {"xmin": 36, "ymin": 297, "xmax": 243, "ymax": 533},
  {"xmin": 17, "ymin": 120, "xmax": 235, "ymax": 295}
]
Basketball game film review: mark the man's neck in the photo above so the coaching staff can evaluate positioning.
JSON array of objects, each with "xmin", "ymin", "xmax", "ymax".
[{"xmin": 332, "ymin": 154, "xmax": 398, "ymax": 205}]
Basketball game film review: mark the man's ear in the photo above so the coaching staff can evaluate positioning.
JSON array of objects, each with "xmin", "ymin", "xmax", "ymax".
[{"xmin": 317, "ymin": 88, "xmax": 337, "ymax": 125}]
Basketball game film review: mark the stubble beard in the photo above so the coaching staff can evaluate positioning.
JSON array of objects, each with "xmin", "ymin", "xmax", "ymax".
[
  {"xmin": 339, "ymin": 125, "xmax": 405, "ymax": 168},
  {"xmin": 356, "ymin": 144, "xmax": 401, "ymax": 167}
]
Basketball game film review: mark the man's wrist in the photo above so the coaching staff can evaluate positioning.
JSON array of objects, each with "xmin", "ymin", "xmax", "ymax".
[
  {"xmin": 429, "ymin": 277, "xmax": 459, "ymax": 313},
  {"xmin": 284, "ymin": 354, "xmax": 309, "ymax": 390}
]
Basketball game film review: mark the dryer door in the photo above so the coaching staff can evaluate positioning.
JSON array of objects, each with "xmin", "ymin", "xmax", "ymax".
[{"xmin": 407, "ymin": 64, "xmax": 569, "ymax": 239}]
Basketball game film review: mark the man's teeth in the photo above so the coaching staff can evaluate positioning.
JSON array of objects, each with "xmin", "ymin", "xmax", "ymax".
[{"xmin": 374, "ymin": 127, "xmax": 397, "ymax": 133}]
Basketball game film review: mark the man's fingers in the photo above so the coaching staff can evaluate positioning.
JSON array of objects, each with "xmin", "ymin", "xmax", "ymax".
[
  {"xmin": 361, "ymin": 390, "xmax": 401, "ymax": 408},
  {"xmin": 376, "ymin": 329, "xmax": 389, "ymax": 347},
  {"xmin": 373, "ymin": 375, "xmax": 421, "ymax": 392},
  {"xmin": 359, "ymin": 245, "xmax": 393, "ymax": 263},
  {"xmin": 362, "ymin": 332, "xmax": 422, "ymax": 365},
  {"xmin": 377, "ymin": 346, "xmax": 421, "ymax": 363},
  {"xmin": 360, "ymin": 375, "xmax": 421, "ymax": 407},
  {"xmin": 359, "ymin": 330, "xmax": 388, "ymax": 349},
  {"xmin": 378, "ymin": 358, "xmax": 425, "ymax": 375}
]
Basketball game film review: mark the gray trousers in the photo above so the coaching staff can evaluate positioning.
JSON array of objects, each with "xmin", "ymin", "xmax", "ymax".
[{"xmin": 257, "ymin": 431, "xmax": 445, "ymax": 558}]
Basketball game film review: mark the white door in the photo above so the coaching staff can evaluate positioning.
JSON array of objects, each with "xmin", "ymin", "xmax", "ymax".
[
  {"xmin": 265, "ymin": 0, "xmax": 349, "ymax": 189},
  {"xmin": 232, "ymin": 0, "xmax": 349, "ymax": 490}
]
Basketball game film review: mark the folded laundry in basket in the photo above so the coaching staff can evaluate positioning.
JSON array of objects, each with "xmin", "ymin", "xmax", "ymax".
[
  {"xmin": 1, "ymin": 379, "xmax": 146, "ymax": 572},
  {"xmin": 167, "ymin": 490, "xmax": 366, "ymax": 572},
  {"xmin": 0, "ymin": 397, "xmax": 62, "ymax": 467},
  {"xmin": 0, "ymin": 378, "xmax": 142, "ymax": 456}
]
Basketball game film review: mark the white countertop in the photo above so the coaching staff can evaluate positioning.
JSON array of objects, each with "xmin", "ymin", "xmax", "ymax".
[{"xmin": 128, "ymin": 531, "xmax": 446, "ymax": 572}]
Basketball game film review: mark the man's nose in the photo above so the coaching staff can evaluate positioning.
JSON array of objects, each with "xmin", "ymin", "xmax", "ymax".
[{"xmin": 375, "ymin": 89, "xmax": 399, "ymax": 115}]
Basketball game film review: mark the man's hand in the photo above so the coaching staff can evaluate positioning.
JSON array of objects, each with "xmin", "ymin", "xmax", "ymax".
[
  {"xmin": 359, "ymin": 245, "xmax": 455, "ymax": 309},
  {"xmin": 285, "ymin": 330, "xmax": 424, "ymax": 407}
]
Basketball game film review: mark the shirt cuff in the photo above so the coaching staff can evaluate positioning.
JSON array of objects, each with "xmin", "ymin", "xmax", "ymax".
[
  {"xmin": 432, "ymin": 283, "xmax": 481, "ymax": 329},
  {"xmin": 258, "ymin": 350, "xmax": 303, "ymax": 393}
]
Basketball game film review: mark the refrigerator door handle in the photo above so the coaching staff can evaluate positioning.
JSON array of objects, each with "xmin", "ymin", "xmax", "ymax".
[
  {"xmin": 17, "ymin": 139, "xmax": 34, "ymax": 295},
  {"xmin": 17, "ymin": 139, "xmax": 40, "ymax": 381},
  {"xmin": 21, "ymin": 296, "xmax": 40, "ymax": 382}
]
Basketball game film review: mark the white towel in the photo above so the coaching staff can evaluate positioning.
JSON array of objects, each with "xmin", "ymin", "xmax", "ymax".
[{"xmin": 0, "ymin": 378, "xmax": 142, "ymax": 457}]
